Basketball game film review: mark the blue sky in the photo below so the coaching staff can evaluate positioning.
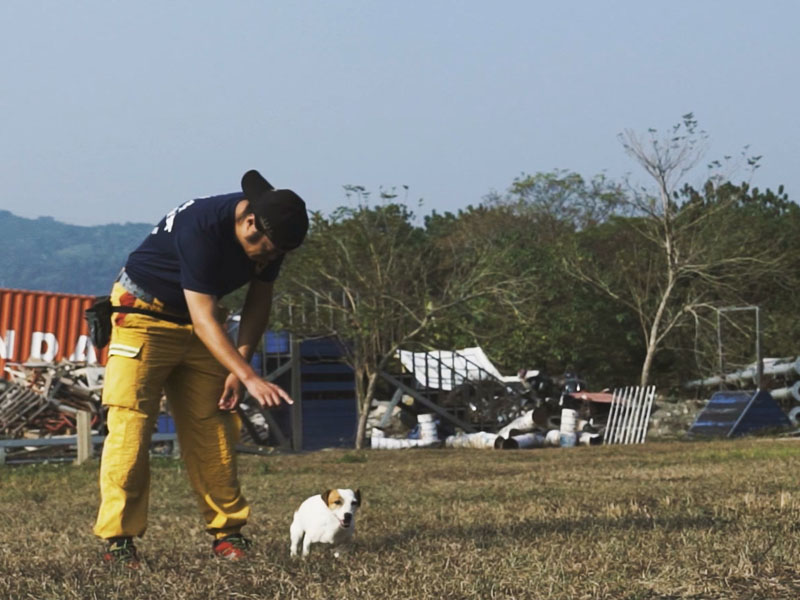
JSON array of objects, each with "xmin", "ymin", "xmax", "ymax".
[{"xmin": 1, "ymin": 1, "xmax": 797, "ymax": 226}]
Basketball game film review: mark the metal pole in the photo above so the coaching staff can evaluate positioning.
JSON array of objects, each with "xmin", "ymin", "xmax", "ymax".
[
  {"xmin": 75, "ymin": 410, "xmax": 91, "ymax": 465},
  {"xmin": 290, "ymin": 334, "xmax": 303, "ymax": 451},
  {"xmin": 717, "ymin": 306, "xmax": 762, "ymax": 391},
  {"xmin": 716, "ymin": 310, "xmax": 724, "ymax": 392},
  {"xmin": 755, "ymin": 306, "xmax": 763, "ymax": 390}
]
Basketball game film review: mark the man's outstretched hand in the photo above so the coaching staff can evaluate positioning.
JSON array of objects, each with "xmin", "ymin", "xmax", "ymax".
[{"xmin": 218, "ymin": 372, "xmax": 294, "ymax": 411}]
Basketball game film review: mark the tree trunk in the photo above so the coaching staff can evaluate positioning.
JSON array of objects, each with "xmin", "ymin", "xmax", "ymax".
[
  {"xmin": 640, "ymin": 275, "xmax": 675, "ymax": 388},
  {"xmin": 640, "ymin": 336, "xmax": 658, "ymax": 389},
  {"xmin": 354, "ymin": 370, "xmax": 378, "ymax": 449}
]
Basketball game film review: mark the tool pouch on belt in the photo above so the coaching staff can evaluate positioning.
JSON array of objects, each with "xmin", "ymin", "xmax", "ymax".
[{"xmin": 85, "ymin": 295, "xmax": 113, "ymax": 349}]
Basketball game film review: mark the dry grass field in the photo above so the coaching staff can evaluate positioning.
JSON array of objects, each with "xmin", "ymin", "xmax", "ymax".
[{"xmin": 2, "ymin": 439, "xmax": 800, "ymax": 599}]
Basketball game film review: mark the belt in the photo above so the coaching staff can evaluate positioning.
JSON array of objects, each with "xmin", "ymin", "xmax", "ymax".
[
  {"xmin": 117, "ymin": 269, "xmax": 158, "ymax": 304},
  {"xmin": 115, "ymin": 269, "xmax": 192, "ymax": 325}
]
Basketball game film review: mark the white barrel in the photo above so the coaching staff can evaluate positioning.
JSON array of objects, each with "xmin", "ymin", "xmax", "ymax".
[
  {"xmin": 544, "ymin": 429, "xmax": 561, "ymax": 447},
  {"xmin": 511, "ymin": 432, "xmax": 546, "ymax": 449},
  {"xmin": 560, "ymin": 408, "xmax": 578, "ymax": 434},
  {"xmin": 559, "ymin": 432, "xmax": 577, "ymax": 448},
  {"xmin": 417, "ymin": 413, "xmax": 439, "ymax": 442}
]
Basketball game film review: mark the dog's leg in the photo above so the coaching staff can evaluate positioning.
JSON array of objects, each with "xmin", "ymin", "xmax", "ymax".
[
  {"xmin": 301, "ymin": 534, "xmax": 313, "ymax": 558},
  {"xmin": 290, "ymin": 521, "xmax": 304, "ymax": 557}
]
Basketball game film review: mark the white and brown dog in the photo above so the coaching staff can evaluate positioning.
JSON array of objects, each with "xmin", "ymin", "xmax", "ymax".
[{"xmin": 290, "ymin": 488, "xmax": 362, "ymax": 558}]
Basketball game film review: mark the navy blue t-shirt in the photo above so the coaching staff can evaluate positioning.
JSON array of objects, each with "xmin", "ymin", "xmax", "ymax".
[{"xmin": 124, "ymin": 192, "xmax": 283, "ymax": 311}]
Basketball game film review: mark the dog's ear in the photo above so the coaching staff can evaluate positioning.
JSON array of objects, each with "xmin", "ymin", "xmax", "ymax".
[
  {"xmin": 355, "ymin": 489, "xmax": 362, "ymax": 505},
  {"xmin": 320, "ymin": 489, "xmax": 333, "ymax": 505}
]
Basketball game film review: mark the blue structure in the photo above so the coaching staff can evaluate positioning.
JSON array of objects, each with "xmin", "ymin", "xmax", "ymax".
[
  {"xmin": 689, "ymin": 390, "xmax": 791, "ymax": 438},
  {"xmin": 254, "ymin": 332, "xmax": 357, "ymax": 451},
  {"xmin": 298, "ymin": 337, "xmax": 357, "ymax": 450}
]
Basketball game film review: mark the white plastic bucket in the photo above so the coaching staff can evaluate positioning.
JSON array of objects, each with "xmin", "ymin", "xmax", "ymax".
[
  {"xmin": 560, "ymin": 408, "xmax": 578, "ymax": 434},
  {"xmin": 417, "ymin": 414, "xmax": 439, "ymax": 442}
]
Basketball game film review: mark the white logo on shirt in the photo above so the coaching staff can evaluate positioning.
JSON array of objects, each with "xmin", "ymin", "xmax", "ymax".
[{"xmin": 159, "ymin": 200, "xmax": 196, "ymax": 233}]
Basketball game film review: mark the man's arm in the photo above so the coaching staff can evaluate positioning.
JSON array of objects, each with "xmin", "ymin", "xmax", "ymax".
[
  {"xmin": 234, "ymin": 279, "xmax": 275, "ymax": 365},
  {"xmin": 184, "ymin": 285, "xmax": 292, "ymax": 409}
]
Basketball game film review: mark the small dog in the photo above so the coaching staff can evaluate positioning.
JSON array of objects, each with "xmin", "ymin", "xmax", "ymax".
[{"xmin": 290, "ymin": 488, "xmax": 361, "ymax": 557}]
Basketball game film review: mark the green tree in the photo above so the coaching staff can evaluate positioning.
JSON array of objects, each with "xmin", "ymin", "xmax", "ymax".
[
  {"xmin": 469, "ymin": 171, "xmax": 641, "ymax": 386},
  {"xmin": 273, "ymin": 188, "xmax": 530, "ymax": 448}
]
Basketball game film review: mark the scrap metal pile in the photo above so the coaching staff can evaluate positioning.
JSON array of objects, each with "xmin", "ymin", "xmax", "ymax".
[
  {"xmin": 0, "ymin": 361, "xmax": 105, "ymax": 463},
  {"xmin": 0, "ymin": 361, "xmax": 104, "ymax": 439},
  {"xmin": 370, "ymin": 347, "xmax": 658, "ymax": 450},
  {"xmin": 369, "ymin": 377, "xmax": 657, "ymax": 450}
]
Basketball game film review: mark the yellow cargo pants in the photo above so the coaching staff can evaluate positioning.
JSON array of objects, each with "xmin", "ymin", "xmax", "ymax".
[{"xmin": 93, "ymin": 282, "xmax": 250, "ymax": 540}]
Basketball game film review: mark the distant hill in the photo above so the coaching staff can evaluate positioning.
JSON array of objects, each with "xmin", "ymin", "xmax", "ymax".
[{"xmin": 0, "ymin": 210, "xmax": 153, "ymax": 295}]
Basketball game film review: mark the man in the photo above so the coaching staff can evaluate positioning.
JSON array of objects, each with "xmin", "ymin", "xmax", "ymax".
[{"xmin": 93, "ymin": 170, "xmax": 308, "ymax": 566}]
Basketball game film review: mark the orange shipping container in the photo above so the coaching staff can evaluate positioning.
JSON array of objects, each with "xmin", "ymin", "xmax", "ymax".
[{"xmin": 0, "ymin": 288, "xmax": 108, "ymax": 377}]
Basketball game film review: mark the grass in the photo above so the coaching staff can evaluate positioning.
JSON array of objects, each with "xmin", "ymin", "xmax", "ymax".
[{"xmin": 2, "ymin": 439, "xmax": 800, "ymax": 599}]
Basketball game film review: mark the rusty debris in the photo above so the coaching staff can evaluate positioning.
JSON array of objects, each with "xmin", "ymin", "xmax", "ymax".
[
  {"xmin": 1, "ymin": 361, "xmax": 104, "ymax": 438},
  {"xmin": 0, "ymin": 361, "xmax": 107, "ymax": 463}
]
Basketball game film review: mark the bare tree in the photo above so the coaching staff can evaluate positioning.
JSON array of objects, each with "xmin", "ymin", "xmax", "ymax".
[{"xmin": 570, "ymin": 115, "xmax": 781, "ymax": 387}]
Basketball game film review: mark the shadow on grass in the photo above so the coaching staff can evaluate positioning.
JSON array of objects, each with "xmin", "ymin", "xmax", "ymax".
[{"xmin": 359, "ymin": 512, "xmax": 732, "ymax": 553}]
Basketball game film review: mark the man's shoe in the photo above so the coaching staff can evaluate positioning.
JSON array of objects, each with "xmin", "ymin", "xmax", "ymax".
[
  {"xmin": 103, "ymin": 536, "xmax": 140, "ymax": 568},
  {"xmin": 212, "ymin": 533, "xmax": 252, "ymax": 560}
]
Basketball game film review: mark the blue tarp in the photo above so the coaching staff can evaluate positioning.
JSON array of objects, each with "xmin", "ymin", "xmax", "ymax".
[{"xmin": 689, "ymin": 390, "xmax": 791, "ymax": 437}]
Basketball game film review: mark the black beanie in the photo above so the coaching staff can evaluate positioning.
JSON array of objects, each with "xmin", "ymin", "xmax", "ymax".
[{"xmin": 241, "ymin": 170, "xmax": 309, "ymax": 251}]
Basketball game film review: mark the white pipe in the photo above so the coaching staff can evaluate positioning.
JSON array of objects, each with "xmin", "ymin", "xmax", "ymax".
[
  {"xmin": 769, "ymin": 381, "xmax": 800, "ymax": 402},
  {"xmin": 497, "ymin": 410, "xmax": 535, "ymax": 438},
  {"xmin": 444, "ymin": 431, "xmax": 498, "ymax": 449},
  {"xmin": 685, "ymin": 357, "xmax": 800, "ymax": 388}
]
